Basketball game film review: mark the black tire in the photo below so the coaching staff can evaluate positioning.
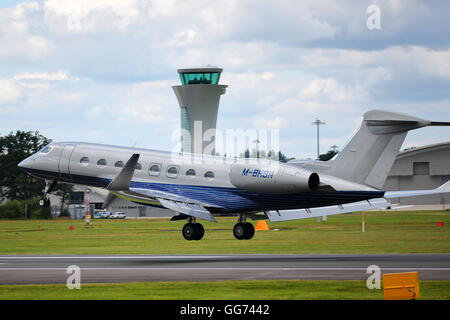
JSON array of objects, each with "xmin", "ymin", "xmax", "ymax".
[
  {"xmin": 182, "ymin": 223, "xmax": 196, "ymax": 241},
  {"xmin": 233, "ymin": 223, "xmax": 246, "ymax": 240},
  {"xmin": 38, "ymin": 198, "xmax": 48, "ymax": 208},
  {"xmin": 233, "ymin": 222, "xmax": 255, "ymax": 240},
  {"xmin": 243, "ymin": 222, "xmax": 255, "ymax": 240},
  {"xmin": 44, "ymin": 199, "xmax": 51, "ymax": 207},
  {"xmin": 193, "ymin": 223, "xmax": 204, "ymax": 240}
]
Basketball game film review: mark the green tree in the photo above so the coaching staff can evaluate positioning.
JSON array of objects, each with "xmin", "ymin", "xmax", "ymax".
[
  {"xmin": 319, "ymin": 150, "xmax": 338, "ymax": 161},
  {"xmin": 0, "ymin": 200, "xmax": 24, "ymax": 219},
  {"xmin": 239, "ymin": 149, "xmax": 295, "ymax": 163},
  {"xmin": 55, "ymin": 183, "xmax": 73, "ymax": 217},
  {"xmin": 0, "ymin": 130, "xmax": 51, "ymax": 201}
]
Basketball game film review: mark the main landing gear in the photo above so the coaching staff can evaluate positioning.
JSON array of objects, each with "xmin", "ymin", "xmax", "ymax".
[
  {"xmin": 39, "ymin": 180, "xmax": 57, "ymax": 208},
  {"xmin": 179, "ymin": 215, "xmax": 255, "ymax": 241},
  {"xmin": 233, "ymin": 215, "xmax": 255, "ymax": 240},
  {"xmin": 182, "ymin": 218, "xmax": 205, "ymax": 241},
  {"xmin": 38, "ymin": 198, "xmax": 51, "ymax": 208}
]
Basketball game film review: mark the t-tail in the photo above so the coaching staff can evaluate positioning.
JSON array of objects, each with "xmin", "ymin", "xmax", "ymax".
[{"xmin": 328, "ymin": 110, "xmax": 450, "ymax": 189}]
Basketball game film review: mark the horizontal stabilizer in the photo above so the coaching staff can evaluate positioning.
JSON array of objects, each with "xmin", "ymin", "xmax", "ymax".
[
  {"xmin": 107, "ymin": 154, "xmax": 140, "ymax": 191},
  {"xmin": 384, "ymin": 180, "xmax": 450, "ymax": 199},
  {"xmin": 266, "ymin": 198, "xmax": 389, "ymax": 222},
  {"xmin": 430, "ymin": 122, "xmax": 450, "ymax": 126}
]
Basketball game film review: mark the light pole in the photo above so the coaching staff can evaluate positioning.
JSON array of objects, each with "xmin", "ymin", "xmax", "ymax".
[
  {"xmin": 312, "ymin": 118, "xmax": 325, "ymax": 159},
  {"xmin": 253, "ymin": 139, "xmax": 261, "ymax": 159},
  {"xmin": 330, "ymin": 144, "xmax": 339, "ymax": 153}
]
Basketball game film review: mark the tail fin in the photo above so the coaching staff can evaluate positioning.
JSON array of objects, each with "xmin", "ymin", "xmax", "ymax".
[{"xmin": 329, "ymin": 110, "xmax": 450, "ymax": 189}]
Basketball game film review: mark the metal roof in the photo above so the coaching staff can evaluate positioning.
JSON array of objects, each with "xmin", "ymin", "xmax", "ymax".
[
  {"xmin": 397, "ymin": 141, "xmax": 450, "ymax": 159},
  {"xmin": 177, "ymin": 65, "xmax": 222, "ymax": 73}
]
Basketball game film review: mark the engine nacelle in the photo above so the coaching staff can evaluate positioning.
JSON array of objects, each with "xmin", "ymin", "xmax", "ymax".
[{"xmin": 229, "ymin": 163, "xmax": 320, "ymax": 194}]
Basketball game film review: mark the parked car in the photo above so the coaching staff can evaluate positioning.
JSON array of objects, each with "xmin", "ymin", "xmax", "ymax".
[
  {"xmin": 93, "ymin": 212, "xmax": 103, "ymax": 219},
  {"xmin": 94, "ymin": 210, "xmax": 107, "ymax": 219},
  {"xmin": 100, "ymin": 211, "xmax": 112, "ymax": 219},
  {"xmin": 110, "ymin": 212, "xmax": 126, "ymax": 219}
]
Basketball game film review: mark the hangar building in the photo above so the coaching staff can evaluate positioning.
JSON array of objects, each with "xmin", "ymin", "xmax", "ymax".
[{"xmin": 383, "ymin": 141, "xmax": 450, "ymax": 210}]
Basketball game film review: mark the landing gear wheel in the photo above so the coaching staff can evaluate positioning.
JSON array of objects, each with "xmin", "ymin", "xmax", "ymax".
[
  {"xmin": 243, "ymin": 222, "xmax": 255, "ymax": 240},
  {"xmin": 39, "ymin": 198, "xmax": 50, "ymax": 208},
  {"xmin": 182, "ymin": 223, "xmax": 204, "ymax": 241},
  {"xmin": 193, "ymin": 223, "xmax": 204, "ymax": 240},
  {"xmin": 233, "ymin": 222, "xmax": 255, "ymax": 240}
]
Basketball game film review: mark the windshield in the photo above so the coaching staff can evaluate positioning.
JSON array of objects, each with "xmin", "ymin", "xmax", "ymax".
[{"xmin": 39, "ymin": 145, "xmax": 54, "ymax": 154}]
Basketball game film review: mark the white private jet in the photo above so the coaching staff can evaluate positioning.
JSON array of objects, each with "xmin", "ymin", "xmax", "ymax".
[{"xmin": 18, "ymin": 110, "xmax": 450, "ymax": 240}]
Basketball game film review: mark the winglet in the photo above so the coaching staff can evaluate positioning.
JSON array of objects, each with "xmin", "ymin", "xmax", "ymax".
[
  {"xmin": 384, "ymin": 179, "xmax": 450, "ymax": 199},
  {"xmin": 102, "ymin": 192, "xmax": 117, "ymax": 209},
  {"xmin": 437, "ymin": 180, "xmax": 450, "ymax": 192},
  {"xmin": 107, "ymin": 154, "xmax": 140, "ymax": 191}
]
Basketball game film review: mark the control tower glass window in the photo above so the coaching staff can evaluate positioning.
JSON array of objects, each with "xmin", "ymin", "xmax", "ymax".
[{"xmin": 180, "ymin": 72, "xmax": 221, "ymax": 85}]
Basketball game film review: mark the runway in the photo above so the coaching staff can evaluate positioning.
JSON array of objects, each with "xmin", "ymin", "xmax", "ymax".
[{"xmin": 1, "ymin": 254, "xmax": 450, "ymax": 284}]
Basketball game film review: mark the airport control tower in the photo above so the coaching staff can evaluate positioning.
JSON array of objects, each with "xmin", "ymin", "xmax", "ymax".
[{"xmin": 172, "ymin": 66, "xmax": 227, "ymax": 155}]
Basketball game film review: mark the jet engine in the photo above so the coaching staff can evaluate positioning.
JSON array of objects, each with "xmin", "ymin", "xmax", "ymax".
[{"xmin": 229, "ymin": 163, "xmax": 320, "ymax": 194}]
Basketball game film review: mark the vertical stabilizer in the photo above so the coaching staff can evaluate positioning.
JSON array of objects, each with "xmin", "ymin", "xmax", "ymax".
[{"xmin": 329, "ymin": 110, "xmax": 450, "ymax": 189}]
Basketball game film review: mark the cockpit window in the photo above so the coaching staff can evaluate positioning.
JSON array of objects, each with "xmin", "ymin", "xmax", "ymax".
[{"xmin": 39, "ymin": 145, "xmax": 54, "ymax": 154}]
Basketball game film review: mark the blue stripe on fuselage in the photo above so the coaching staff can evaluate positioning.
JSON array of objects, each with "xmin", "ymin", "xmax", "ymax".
[{"xmin": 22, "ymin": 168, "xmax": 385, "ymax": 213}]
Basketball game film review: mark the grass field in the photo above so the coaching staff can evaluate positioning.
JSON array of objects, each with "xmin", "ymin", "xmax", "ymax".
[
  {"xmin": 0, "ymin": 210, "xmax": 449, "ymax": 254},
  {"xmin": 1, "ymin": 211, "xmax": 449, "ymax": 300},
  {"xmin": 1, "ymin": 280, "xmax": 450, "ymax": 300}
]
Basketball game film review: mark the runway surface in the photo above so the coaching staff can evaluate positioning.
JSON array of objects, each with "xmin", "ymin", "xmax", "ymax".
[{"xmin": 1, "ymin": 254, "xmax": 450, "ymax": 284}]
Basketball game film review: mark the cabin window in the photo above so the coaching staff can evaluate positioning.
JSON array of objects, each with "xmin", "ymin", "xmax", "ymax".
[
  {"xmin": 80, "ymin": 157, "xmax": 89, "ymax": 166},
  {"xmin": 167, "ymin": 165, "xmax": 179, "ymax": 178},
  {"xmin": 114, "ymin": 161, "xmax": 124, "ymax": 168},
  {"xmin": 204, "ymin": 171, "xmax": 215, "ymax": 179},
  {"xmin": 186, "ymin": 169, "xmax": 196, "ymax": 177},
  {"xmin": 97, "ymin": 159, "xmax": 107, "ymax": 168},
  {"xmin": 149, "ymin": 164, "xmax": 161, "ymax": 176},
  {"xmin": 135, "ymin": 163, "xmax": 142, "ymax": 171}
]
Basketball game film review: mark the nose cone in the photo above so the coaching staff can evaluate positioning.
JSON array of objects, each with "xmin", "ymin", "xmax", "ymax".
[{"xmin": 18, "ymin": 158, "xmax": 34, "ymax": 170}]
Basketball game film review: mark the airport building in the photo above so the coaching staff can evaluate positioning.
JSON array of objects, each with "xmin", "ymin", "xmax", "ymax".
[
  {"xmin": 383, "ymin": 141, "xmax": 450, "ymax": 209},
  {"xmin": 173, "ymin": 66, "xmax": 227, "ymax": 155}
]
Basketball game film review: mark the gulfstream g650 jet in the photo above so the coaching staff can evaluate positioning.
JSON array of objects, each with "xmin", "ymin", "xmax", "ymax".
[{"xmin": 18, "ymin": 110, "xmax": 450, "ymax": 240}]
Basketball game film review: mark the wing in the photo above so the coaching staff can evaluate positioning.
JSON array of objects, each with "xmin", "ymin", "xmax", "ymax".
[
  {"xmin": 384, "ymin": 180, "xmax": 450, "ymax": 199},
  {"xmin": 129, "ymin": 187, "xmax": 220, "ymax": 222},
  {"xmin": 266, "ymin": 181, "xmax": 450, "ymax": 222},
  {"xmin": 266, "ymin": 198, "xmax": 390, "ymax": 222}
]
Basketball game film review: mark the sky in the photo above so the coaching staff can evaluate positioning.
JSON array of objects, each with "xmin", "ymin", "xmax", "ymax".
[{"xmin": 0, "ymin": 0, "xmax": 449, "ymax": 159}]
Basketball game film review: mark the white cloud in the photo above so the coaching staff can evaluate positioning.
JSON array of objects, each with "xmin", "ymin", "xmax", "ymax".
[
  {"xmin": 44, "ymin": 0, "xmax": 141, "ymax": 32},
  {"xmin": 0, "ymin": 79, "xmax": 23, "ymax": 105},
  {"xmin": 14, "ymin": 70, "xmax": 78, "ymax": 82},
  {"xmin": 299, "ymin": 78, "xmax": 367, "ymax": 102},
  {"xmin": 0, "ymin": 0, "xmax": 449, "ymax": 158},
  {"xmin": 252, "ymin": 116, "xmax": 289, "ymax": 129}
]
